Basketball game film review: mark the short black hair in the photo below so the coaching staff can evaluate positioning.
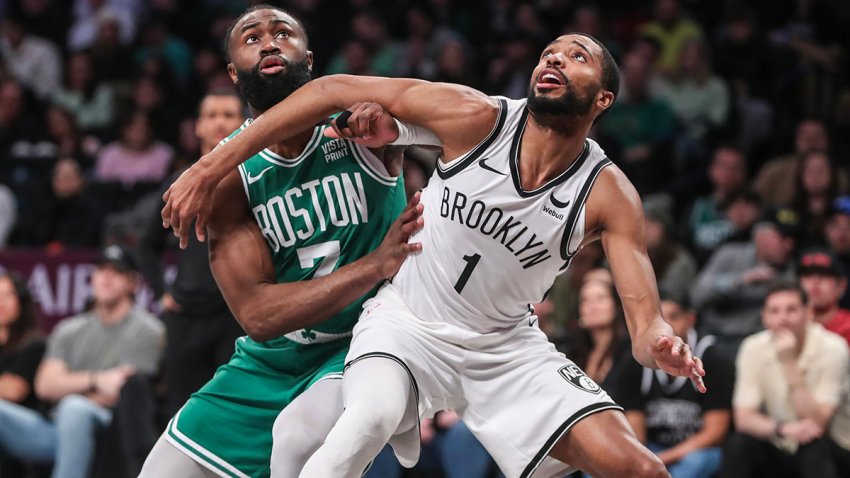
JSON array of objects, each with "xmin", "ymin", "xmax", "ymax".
[
  {"xmin": 223, "ymin": 4, "xmax": 307, "ymax": 62},
  {"xmin": 563, "ymin": 32, "xmax": 620, "ymax": 100},
  {"xmin": 764, "ymin": 281, "xmax": 808, "ymax": 306}
]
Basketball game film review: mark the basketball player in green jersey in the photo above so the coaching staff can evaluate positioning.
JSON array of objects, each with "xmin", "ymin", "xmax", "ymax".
[{"xmin": 139, "ymin": 5, "xmax": 424, "ymax": 477}]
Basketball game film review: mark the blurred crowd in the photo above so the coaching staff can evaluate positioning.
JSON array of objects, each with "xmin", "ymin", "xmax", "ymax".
[{"xmin": 2, "ymin": 0, "xmax": 850, "ymax": 477}]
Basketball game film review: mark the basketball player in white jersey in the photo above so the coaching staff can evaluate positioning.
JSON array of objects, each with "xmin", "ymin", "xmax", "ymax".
[{"xmin": 163, "ymin": 33, "xmax": 706, "ymax": 478}]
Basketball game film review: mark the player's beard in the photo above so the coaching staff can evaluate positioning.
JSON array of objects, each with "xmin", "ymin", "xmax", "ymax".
[
  {"xmin": 526, "ymin": 81, "xmax": 597, "ymax": 120},
  {"xmin": 236, "ymin": 57, "xmax": 311, "ymax": 112}
]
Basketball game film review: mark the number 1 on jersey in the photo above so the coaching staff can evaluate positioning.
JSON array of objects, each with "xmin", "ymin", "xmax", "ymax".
[{"xmin": 454, "ymin": 253, "xmax": 481, "ymax": 293}]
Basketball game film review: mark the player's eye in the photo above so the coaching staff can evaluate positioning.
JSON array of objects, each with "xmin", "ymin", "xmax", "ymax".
[
  {"xmin": 246, "ymin": 35, "xmax": 259, "ymax": 44},
  {"xmin": 276, "ymin": 31, "xmax": 289, "ymax": 39},
  {"xmin": 572, "ymin": 52, "xmax": 587, "ymax": 62}
]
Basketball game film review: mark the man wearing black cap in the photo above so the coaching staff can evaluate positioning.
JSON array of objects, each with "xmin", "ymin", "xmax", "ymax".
[
  {"xmin": 798, "ymin": 248, "xmax": 850, "ymax": 346},
  {"xmin": 0, "ymin": 245, "xmax": 164, "ymax": 478}
]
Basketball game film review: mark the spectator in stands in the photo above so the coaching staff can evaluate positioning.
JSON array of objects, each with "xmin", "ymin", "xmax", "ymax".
[
  {"xmin": 686, "ymin": 146, "xmax": 748, "ymax": 264},
  {"xmin": 485, "ymin": 31, "xmax": 538, "ymax": 99},
  {"xmin": 639, "ymin": 0, "xmax": 703, "ymax": 76},
  {"xmin": 754, "ymin": 119, "xmax": 849, "ymax": 208},
  {"xmin": 570, "ymin": 276, "xmax": 633, "ymax": 391},
  {"xmin": 87, "ymin": 12, "xmax": 133, "ymax": 82},
  {"xmin": 0, "ymin": 271, "xmax": 45, "ymax": 411},
  {"xmin": 712, "ymin": 8, "xmax": 777, "ymax": 157},
  {"xmin": 416, "ymin": 410, "xmax": 496, "ymax": 478},
  {"xmin": 0, "ymin": 16, "xmax": 61, "ymax": 100},
  {"xmin": 130, "ymin": 75, "xmax": 182, "ymax": 147},
  {"xmin": 825, "ymin": 197, "xmax": 850, "ymax": 308},
  {"xmin": 691, "ymin": 208, "xmax": 798, "ymax": 358},
  {"xmin": 134, "ymin": 20, "xmax": 192, "ymax": 84},
  {"xmin": 0, "ymin": 271, "xmax": 46, "ymax": 476},
  {"xmin": 721, "ymin": 188, "xmax": 763, "ymax": 244},
  {"xmin": 0, "ymin": 186, "xmax": 15, "ymax": 248},
  {"xmin": 618, "ymin": 291, "xmax": 734, "ymax": 478},
  {"xmin": 651, "ymin": 38, "xmax": 730, "ymax": 147},
  {"xmin": 400, "ymin": 3, "xmax": 467, "ymax": 80},
  {"xmin": 16, "ymin": 158, "xmax": 104, "ymax": 249},
  {"xmin": 325, "ymin": 10, "xmax": 403, "ymax": 77},
  {"xmin": 136, "ymin": 90, "xmax": 244, "ymax": 419},
  {"xmin": 644, "ymin": 194, "xmax": 697, "ymax": 302},
  {"xmin": 791, "ymin": 151, "xmax": 848, "ymax": 247},
  {"xmin": 67, "ymin": 0, "xmax": 138, "ymax": 52},
  {"xmin": 798, "ymin": 248, "xmax": 850, "ymax": 345},
  {"xmin": 95, "ymin": 112, "xmax": 173, "ymax": 186},
  {"xmin": 721, "ymin": 281, "xmax": 850, "ymax": 478},
  {"xmin": 0, "ymin": 79, "xmax": 44, "ymax": 160},
  {"xmin": 51, "ymin": 51, "xmax": 116, "ymax": 134},
  {"xmin": 597, "ymin": 51, "xmax": 677, "ymax": 195},
  {"xmin": 0, "ymin": 245, "xmax": 164, "ymax": 478},
  {"xmin": 44, "ymin": 106, "xmax": 99, "ymax": 172},
  {"xmin": 433, "ymin": 38, "xmax": 479, "ymax": 88}
]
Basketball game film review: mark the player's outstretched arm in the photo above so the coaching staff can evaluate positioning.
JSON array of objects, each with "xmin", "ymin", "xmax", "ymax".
[
  {"xmin": 207, "ymin": 171, "xmax": 424, "ymax": 342},
  {"xmin": 589, "ymin": 166, "xmax": 706, "ymax": 392},
  {"xmin": 162, "ymin": 75, "xmax": 496, "ymax": 248}
]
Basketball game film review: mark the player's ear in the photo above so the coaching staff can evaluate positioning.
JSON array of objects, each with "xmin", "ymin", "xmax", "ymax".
[
  {"xmin": 596, "ymin": 90, "xmax": 614, "ymax": 112},
  {"xmin": 227, "ymin": 63, "xmax": 238, "ymax": 84},
  {"xmin": 306, "ymin": 51, "xmax": 314, "ymax": 72}
]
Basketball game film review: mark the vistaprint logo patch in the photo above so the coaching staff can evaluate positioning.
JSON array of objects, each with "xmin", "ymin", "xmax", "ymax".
[{"xmin": 322, "ymin": 139, "xmax": 350, "ymax": 163}]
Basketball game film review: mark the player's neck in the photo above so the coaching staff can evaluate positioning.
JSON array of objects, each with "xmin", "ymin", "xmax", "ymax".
[
  {"xmin": 252, "ymin": 105, "xmax": 315, "ymax": 159},
  {"xmin": 516, "ymin": 116, "xmax": 589, "ymax": 190}
]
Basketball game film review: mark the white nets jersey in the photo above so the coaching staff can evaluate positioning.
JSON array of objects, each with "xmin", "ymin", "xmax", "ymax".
[{"xmin": 392, "ymin": 97, "xmax": 612, "ymax": 333}]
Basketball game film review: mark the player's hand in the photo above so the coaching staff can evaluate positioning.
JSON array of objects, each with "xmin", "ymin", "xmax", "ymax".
[
  {"xmin": 368, "ymin": 191, "xmax": 424, "ymax": 279},
  {"xmin": 162, "ymin": 160, "xmax": 219, "ymax": 249},
  {"xmin": 651, "ymin": 335, "xmax": 707, "ymax": 393},
  {"xmin": 324, "ymin": 102, "xmax": 399, "ymax": 149}
]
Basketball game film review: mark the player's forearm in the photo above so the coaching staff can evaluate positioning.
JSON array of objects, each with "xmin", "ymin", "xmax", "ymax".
[
  {"xmin": 231, "ymin": 255, "xmax": 384, "ymax": 342},
  {"xmin": 197, "ymin": 77, "xmax": 344, "ymax": 182}
]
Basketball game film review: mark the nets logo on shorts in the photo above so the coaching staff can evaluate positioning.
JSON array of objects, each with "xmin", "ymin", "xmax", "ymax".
[{"xmin": 558, "ymin": 364, "xmax": 601, "ymax": 394}]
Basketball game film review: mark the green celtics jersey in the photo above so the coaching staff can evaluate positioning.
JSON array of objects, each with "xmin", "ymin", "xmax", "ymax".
[{"xmin": 228, "ymin": 119, "xmax": 406, "ymax": 342}]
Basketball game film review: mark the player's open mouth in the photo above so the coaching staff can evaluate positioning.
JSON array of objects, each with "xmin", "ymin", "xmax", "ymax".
[
  {"xmin": 536, "ymin": 68, "xmax": 565, "ymax": 90},
  {"xmin": 259, "ymin": 56, "xmax": 285, "ymax": 75}
]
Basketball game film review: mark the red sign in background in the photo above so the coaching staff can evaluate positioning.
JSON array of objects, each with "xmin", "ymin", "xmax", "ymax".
[{"xmin": 0, "ymin": 248, "xmax": 174, "ymax": 332}]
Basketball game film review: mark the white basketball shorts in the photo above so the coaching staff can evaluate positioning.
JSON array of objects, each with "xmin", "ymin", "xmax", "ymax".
[{"xmin": 346, "ymin": 283, "xmax": 623, "ymax": 478}]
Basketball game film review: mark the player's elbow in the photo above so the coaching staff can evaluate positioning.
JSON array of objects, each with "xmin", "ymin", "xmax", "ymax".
[{"xmin": 240, "ymin": 315, "xmax": 276, "ymax": 343}]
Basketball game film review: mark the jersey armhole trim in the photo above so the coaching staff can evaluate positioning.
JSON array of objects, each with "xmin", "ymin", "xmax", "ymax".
[
  {"xmin": 559, "ymin": 158, "xmax": 612, "ymax": 265},
  {"xmin": 350, "ymin": 143, "xmax": 398, "ymax": 186},
  {"xmin": 435, "ymin": 98, "xmax": 508, "ymax": 179},
  {"xmin": 236, "ymin": 163, "xmax": 251, "ymax": 202}
]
